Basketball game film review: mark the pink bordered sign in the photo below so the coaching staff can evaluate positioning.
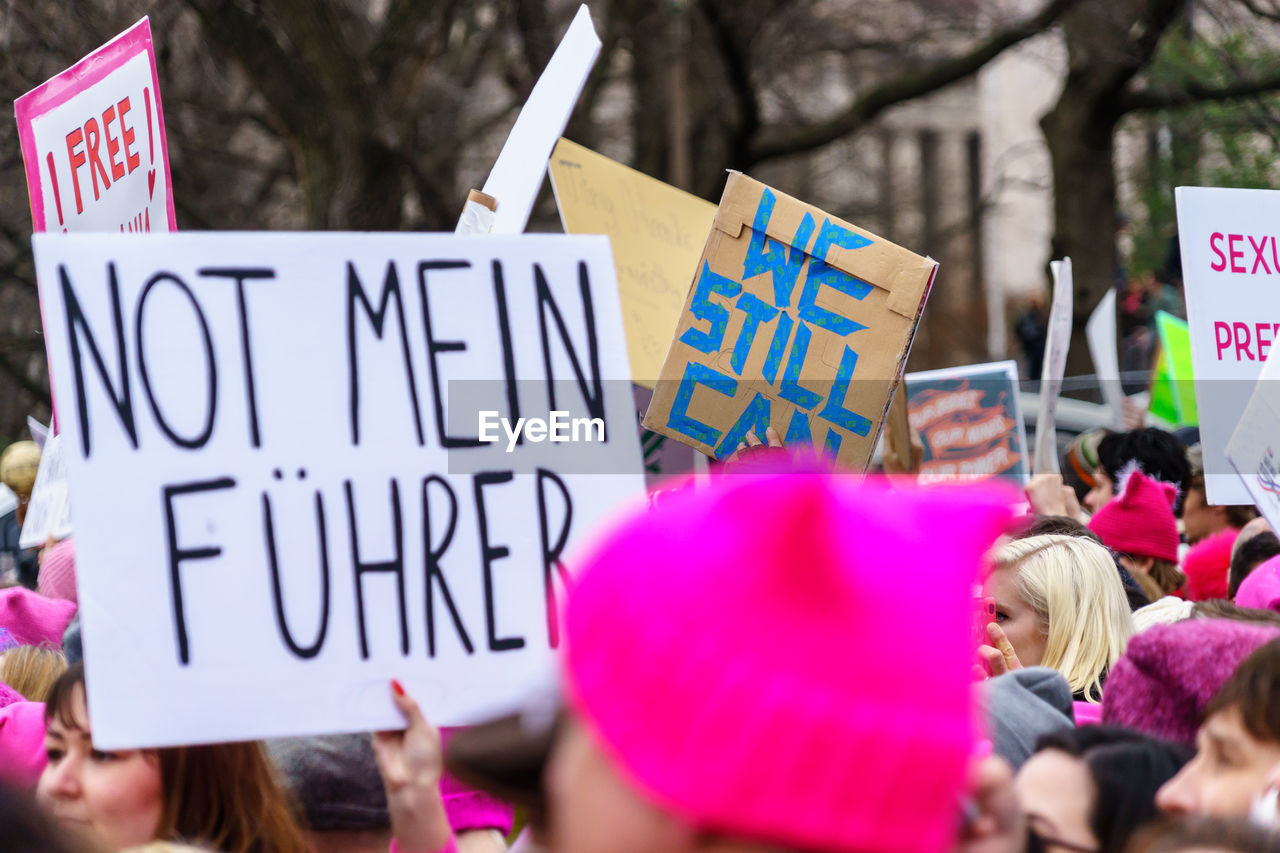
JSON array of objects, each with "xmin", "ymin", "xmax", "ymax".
[{"xmin": 15, "ymin": 17, "xmax": 176, "ymax": 234}]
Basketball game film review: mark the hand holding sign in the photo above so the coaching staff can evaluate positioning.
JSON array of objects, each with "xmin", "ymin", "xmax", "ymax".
[{"xmin": 372, "ymin": 681, "xmax": 453, "ymax": 853}]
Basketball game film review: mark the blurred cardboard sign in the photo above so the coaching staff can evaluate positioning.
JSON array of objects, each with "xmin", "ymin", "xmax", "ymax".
[
  {"xmin": 1176, "ymin": 186, "xmax": 1280, "ymax": 504},
  {"xmin": 642, "ymin": 172, "xmax": 936, "ymax": 469},
  {"xmin": 1147, "ymin": 310, "xmax": 1198, "ymax": 428},
  {"xmin": 1227, "ymin": 349, "xmax": 1280, "ymax": 531},
  {"xmin": 905, "ymin": 360, "xmax": 1028, "ymax": 486},
  {"xmin": 549, "ymin": 139, "xmax": 717, "ymax": 388},
  {"xmin": 15, "ymin": 18, "xmax": 175, "ymax": 233}
]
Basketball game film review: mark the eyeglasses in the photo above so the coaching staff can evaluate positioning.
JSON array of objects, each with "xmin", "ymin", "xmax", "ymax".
[{"xmin": 1026, "ymin": 827, "xmax": 1099, "ymax": 853}]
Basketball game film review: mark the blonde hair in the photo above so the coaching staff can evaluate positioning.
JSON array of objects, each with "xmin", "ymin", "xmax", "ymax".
[
  {"xmin": 0, "ymin": 644, "xmax": 67, "ymax": 701},
  {"xmin": 992, "ymin": 534, "xmax": 1134, "ymax": 702}
]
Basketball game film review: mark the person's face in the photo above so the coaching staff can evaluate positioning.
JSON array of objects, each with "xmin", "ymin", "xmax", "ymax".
[
  {"xmin": 1083, "ymin": 469, "xmax": 1114, "ymax": 514},
  {"xmin": 983, "ymin": 567, "xmax": 1048, "ymax": 667},
  {"xmin": 1015, "ymin": 750, "xmax": 1099, "ymax": 853},
  {"xmin": 547, "ymin": 714, "xmax": 691, "ymax": 853},
  {"xmin": 1181, "ymin": 488, "xmax": 1225, "ymax": 545},
  {"xmin": 36, "ymin": 684, "xmax": 163, "ymax": 850},
  {"xmin": 1156, "ymin": 706, "xmax": 1280, "ymax": 818}
]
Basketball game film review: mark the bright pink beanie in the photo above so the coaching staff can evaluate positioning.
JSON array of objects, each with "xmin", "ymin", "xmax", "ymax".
[
  {"xmin": 37, "ymin": 537, "xmax": 77, "ymax": 605},
  {"xmin": 1183, "ymin": 528, "xmax": 1238, "ymax": 602},
  {"xmin": 1101, "ymin": 619, "xmax": 1280, "ymax": 745},
  {"xmin": 0, "ymin": 588, "xmax": 76, "ymax": 648},
  {"xmin": 1236, "ymin": 554, "xmax": 1280, "ymax": 611},
  {"xmin": 0, "ymin": 701, "xmax": 48, "ymax": 789},
  {"xmin": 1088, "ymin": 468, "xmax": 1180, "ymax": 562},
  {"xmin": 563, "ymin": 470, "xmax": 1016, "ymax": 853}
]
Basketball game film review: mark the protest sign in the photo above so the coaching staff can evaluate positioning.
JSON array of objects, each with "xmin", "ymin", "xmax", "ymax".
[
  {"xmin": 27, "ymin": 416, "xmax": 50, "ymax": 450},
  {"xmin": 1033, "ymin": 258, "xmax": 1073, "ymax": 475},
  {"xmin": 33, "ymin": 231, "xmax": 645, "ymax": 748},
  {"xmin": 1175, "ymin": 186, "xmax": 1280, "ymax": 504},
  {"xmin": 16, "ymin": 18, "xmax": 175, "ymax": 234},
  {"xmin": 642, "ymin": 172, "xmax": 936, "ymax": 469},
  {"xmin": 1086, "ymin": 289, "xmax": 1126, "ymax": 430},
  {"xmin": 474, "ymin": 5, "xmax": 600, "ymax": 234},
  {"xmin": 18, "ymin": 431, "xmax": 71, "ymax": 549},
  {"xmin": 1227, "ymin": 350, "xmax": 1280, "ymax": 531},
  {"xmin": 905, "ymin": 360, "xmax": 1028, "ymax": 485},
  {"xmin": 1147, "ymin": 310, "xmax": 1198, "ymax": 427},
  {"xmin": 549, "ymin": 138, "xmax": 717, "ymax": 388}
]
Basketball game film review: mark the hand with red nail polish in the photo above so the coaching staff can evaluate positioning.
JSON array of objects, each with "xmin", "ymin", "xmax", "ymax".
[{"xmin": 372, "ymin": 680, "xmax": 452, "ymax": 853}]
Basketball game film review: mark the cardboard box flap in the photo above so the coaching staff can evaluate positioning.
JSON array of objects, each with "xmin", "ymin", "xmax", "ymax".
[{"xmin": 711, "ymin": 171, "xmax": 934, "ymax": 320}]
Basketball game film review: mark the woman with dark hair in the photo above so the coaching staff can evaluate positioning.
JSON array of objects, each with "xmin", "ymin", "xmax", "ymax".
[
  {"xmin": 1086, "ymin": 428, "xmax": 1191, "ymax": 516},
  {"xmin": 36, "ymin": 663, "xmax": 308, "ymax": 853},
  {"xmin": 1015, "ymin": 726, "xmax": 1192, "ymax": 853}
]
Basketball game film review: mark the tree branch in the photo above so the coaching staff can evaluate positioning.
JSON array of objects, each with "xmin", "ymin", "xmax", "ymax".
[
  {"xmin": 746, "ymin": 0, "xmax": 1081, "ymax": 164},
  {"xmin": 1120, "ymin": 69, "xmax": 1280, "ymax": 113}
]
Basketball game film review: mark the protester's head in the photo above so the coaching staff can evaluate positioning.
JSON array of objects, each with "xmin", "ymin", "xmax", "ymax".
[
  {"xmin": 37, "ymin": 664, "xmax": 307, "ymax": 853},
  {"xmin": 1193, "ymin": 600, "xmax": 1280, "ymax": 630},
  {"xmin": 1236, "ymin": 556, "xmax": 1280, "ymax": 614},
  {"xmin": 1183, "ymin": 447, "xmax": 1257, "ymax": 544},
  {"xmin": 1156, "ymin": 638, "xmax": 1280, "ymax": 817},
  {"xmin": 1089, "ymin": 468, "xmax": 1185, "ymax": 597},
  {"xmin": 1089, "ymin": 429, "xmax": 1191, "ymax": 515},
  {"xmin": 1065, "ymin": 429, "xmax": 1108, "ymax": 504},
  {"xmin": 1016, "ymin": 726, "xmax": 1191, "ymax": 853},
  {"xmin": 1183, "ymin": 529, "xmax": 1239, "ymax": 602},
  {"xmin": 0, "ymin": 588, "xmax": 76, "ymax": 648},
  {"xmin": 0, "ymin": 780, "xmax": 82, "ymax": 853},
  {"xmin": 0, "ymin": 645, "xmax": 67, "ymax": 702},
  {"xmin": 1102, "ymin": 620, "xmax": 1280, "ymax": 746},
  {"xmin": 981, "ymin": 667, "xmax": 1075, "ymax": 771},
  {"xmin": 1126, "ymin": 816, "xmax": 1280, "ymax": 853},
  {"xmin": 0, "ymin": 441, "xmax": 41, "ymax": 502},
  {"xmin": 1231, "ymin": 533, "xmax": 1280, "ymax": 599},
  {"xmin": 552, "ymin": 470, "xmax": 1015, "ymax": 853},
  {"xmin": 987, "ymin": 534, "xmax": 1134, "ymax": 702},
  {"xmin": 0, "ymin": 701, "xmax": 49, "ymax": 789},
  {"xmin": 1020, "ymin": 514, "xmax": 1104, "ymax": 542},
  {"xmin": 37, "ymin": 538, "xmax": 78, "ymax": 605}
]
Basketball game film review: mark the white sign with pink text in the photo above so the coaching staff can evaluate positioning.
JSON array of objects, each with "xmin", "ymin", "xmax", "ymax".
[
  {"xmin": 1176, "ymin": 186, "xmax": 1280, "ymax": 505},
  {"xmin": 15, "ymin": 17, "xmax": 176, "ymax": 234}
]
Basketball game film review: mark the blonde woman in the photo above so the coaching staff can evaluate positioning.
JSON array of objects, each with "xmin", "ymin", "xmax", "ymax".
[
  {"xmin": 982, "ymin": 534, "xmax": 1134, "ymax": 703},
  {"xmin": 0, "ymin": 644, "xmax": 67, "ymax": 701}
]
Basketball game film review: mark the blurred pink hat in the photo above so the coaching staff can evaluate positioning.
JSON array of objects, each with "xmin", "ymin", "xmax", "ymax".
[
  {"xmin": 0, "ymin": 701, "xmax": 48, "ymax": 789},
  {"xmin": 1236, "ymin": 554, "xmax": 1280, "ymax": 611},
  {"xmin": 0, "ymin": 587, "xmax": 76, "ymax": 648},
  {"xmin": 37, "ymin": 537, "xmax": 77, "ymax": 605}
]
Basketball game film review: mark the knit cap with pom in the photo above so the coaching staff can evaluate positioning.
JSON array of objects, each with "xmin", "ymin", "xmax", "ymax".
[
  {"xmin": 563, "ymin": 469, "xmax": 1016, "ymax": 853},
  {"xmin": 1101, "ymin": 618, "xmax": 1280, "ymax": 745}
]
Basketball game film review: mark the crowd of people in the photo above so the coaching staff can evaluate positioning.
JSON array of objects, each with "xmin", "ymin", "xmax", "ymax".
[{"xmin": 5, "ymin": 420, "xmax": 1280, "ymax": 853}]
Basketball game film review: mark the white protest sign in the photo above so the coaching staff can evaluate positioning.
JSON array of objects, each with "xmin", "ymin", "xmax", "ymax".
[
  {"xmin": 1176, "ymin": 186, "xmax": 1280, "ymax": 504},
  {"xmin": 18, "ymin": 431, "xmax": 72, "ymax": 550},
  {"xmin": 28, "ymin": 416, "xmax": 50, "ymax": 450},
  {"xmin": 34, "ymin": 231, "xmax": 645, "ymax": 749},
  {"xmin": 1033, "ymin": 258, "xmax": 1073, "ymax": 475},
  {"xmin": 15, "ymin": 18, "xmax": 176, "ymax": 233},
  {"xmin": 1227, "ymin": 351, "xmax": 1280, "ymax": 531},
  {"xmin": 0, "ymin": 485, "xmax": 15, "ymax": 520},
  {"xmin": 1086, "ymin": 289, "xmax": 1126, "ymax": 431},
  {"xmin": 475, "ymin": 5, "xmax": 600, "ymax": 234}
]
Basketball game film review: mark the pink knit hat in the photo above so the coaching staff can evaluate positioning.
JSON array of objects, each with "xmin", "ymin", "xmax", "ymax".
[
  {"xmin": 0, "ymin": 587, "xmax": 76, "ymax": 648},
  {"xmin": 37, "ymin": 537, "xmax": 78, "ymax": 605},
  {"xmin": 1236, "ymin": 554, "xmax": 1280, "ymax": 611},
  {"xmin": 0, "ymin": 701, "xmax": 48, "ymax": 789},
  {"xmin": 1088, "ymin": 467, "xmax": 1180, "ymax": 562},
  {"xmin": 1101, "ymin": 619, "xmax": 1280, "ymax": 745},
  {"xmin": 1183, "ymin": 528, "xmax": 1237, "ymax": 602},
  {"xmin": 563, "ymin": 470, "xmax": 1016, "ymax": 853}
]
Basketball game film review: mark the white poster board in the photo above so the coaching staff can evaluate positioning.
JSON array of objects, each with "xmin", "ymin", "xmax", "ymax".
[
  {"xmin": 1227, "ymin": 351, "xmax": 1280, "ymax": 531},
  {"xmin": 1033, "ymin": 258, "xmax": 1073, "ymax": 475},
  {"xmin": 474, "ymin": 5, "xmax": 600, "ymax": 234},
  {"xmin": 18, "ymin": 431, "xmax": 72, "ymax": 549},
  {"xmin": 34, "ymin": 231, "xmax": 645, "ymax": 749},
  {"xmin": 1176, "ymin": 186, "xmax": 1280, "ymax": 504},
  {"xmin": 1086, "ymin": 289, "xmax": 1126, "ymax": 431}
]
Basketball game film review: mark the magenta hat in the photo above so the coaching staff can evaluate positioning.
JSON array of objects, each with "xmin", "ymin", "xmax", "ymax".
[
  {"xmin": 1101, "ymin": 619, "xmax": 1280, "ymax": 745},
  {"xmin": 563, "ymin": 470, "xmax": 1016, "ymax": 853},
  {"xmin": 0, "ymin": 587, "xmax": 76, "ymax": 648},
  {"xmin": 0, "ymin": 701, "xmax": 48, "ymax": 789},
  {"xmin": 0, "ymin": 681, "xmax": 24, "ymax": 709},
  {"xmin": 1236, "ymin": 554, "xmax": 1280, "ymax": 611},
  {"xmin": 1088, "ymin": 467, "xmax": 1180, "ymax": 562},
  {"xmin": 37, "ymin": 537, "xmax": 78, "ymax": 605}
]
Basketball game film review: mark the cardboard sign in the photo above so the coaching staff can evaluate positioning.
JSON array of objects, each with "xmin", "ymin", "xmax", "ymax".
[
  {"xmin": 15, "ymin": 18, "xmax": 175, "ymax": 233},
  {"xmin": 18, "ymin": 431, "xmax": 71, "ymax": 550},
  {"xmin": 33, "ymin": 231, "xmax": 645, "ymax": 748},
  {"xmin": 549, "ymin": 139, "xmax": 717, "ymax": 388},
  {"xmin": 1176, "ymin": 186, "xmax": 1280, "ymax": 504},
  {"xmin": 476, "ymin": 5, "xmax": 600, "ymax": 234},
  {"xmin": 1147, "ymin": 311, "xmax": 1198, "ymax": 428},
  {"xmin": 1227, "ymin": 349, "xmax": 1280, "ymax": 531},
  {"xmin": 905, "ymin": 361, "xmax": 1028, "ymax": 485},
  {"xmin": 642, "ymin": 172, "xmax": 936, "ymax": 469},
  {"xmin": 1033, "ymin": 258, "xmax": 1073, "ymax": 476},
  {"xmin": 1086, "ymin": 289, "xmax": 1126, "ymax": 430}
]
